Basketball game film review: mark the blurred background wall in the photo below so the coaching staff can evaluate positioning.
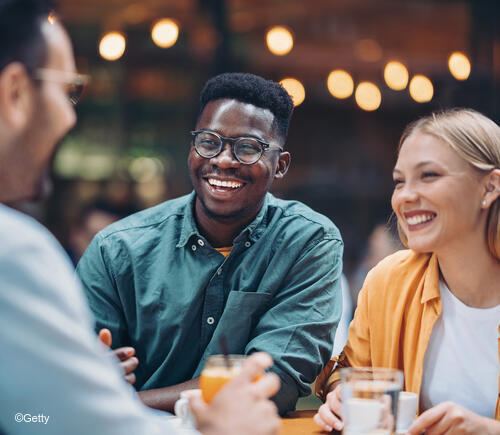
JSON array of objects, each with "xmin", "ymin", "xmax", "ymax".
[{"xmin": 31, "ymin": 0, "xmax": 498, "ymax": 289}]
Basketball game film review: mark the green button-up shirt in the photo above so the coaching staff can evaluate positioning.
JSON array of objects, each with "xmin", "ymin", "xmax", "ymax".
[{"xmin": 77, "ymin": 192, "xmax": 343, "ymax": 414}]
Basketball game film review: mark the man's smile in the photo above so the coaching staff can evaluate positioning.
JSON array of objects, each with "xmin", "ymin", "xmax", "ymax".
[{"xmin": 203, "ymin": 175, "xmax": 246, "ymax": 195}]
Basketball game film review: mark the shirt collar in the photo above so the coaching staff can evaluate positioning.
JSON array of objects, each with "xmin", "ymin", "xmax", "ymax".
[
  {"xmin": 234, "ymin": 194, "xmax": 270, "ymax": 244},
  {"xmin": 177, "ymin": 191, "xmax": 200, "ymax": 248},
  {"xmin": 177, "ymin": 192, "xmax": 271, "ymax": 248},
  {"xmin": 421, "ymin": 252, "xmax": 441, "ymax": 304}
]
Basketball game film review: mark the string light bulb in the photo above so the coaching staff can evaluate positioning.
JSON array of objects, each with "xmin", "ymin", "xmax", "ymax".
[
  {"xmin": 409, "ymin": 75, "xmax": 433, "ymax": 103},
  {"xmin": 266, "ymin": 26, "xmax": 293, "ymax": 56},
  {"xmin": 280, "ymin": 78, "xmax": 305, "ymax": 106},
  {"xmin": 384, "ymin": 61, "xmax": 409, "ymax": 90},
  {"xmin": 99, "ymin": 32, "xmax": 126, "ymax": 61},
  {"xmin": 355, "ymin": 82, "xmax": 381, "ymax": 111},
  {"xmin": 448, "ymin": 52, "xmax": 471, "ymax": 80},
  {"xmin": 327, "ymin": 70, "xmax": 354, "ymax": 99},
  {"xmin": 151, "ymin": 19, "xmax": 179, "ymax": 48}
]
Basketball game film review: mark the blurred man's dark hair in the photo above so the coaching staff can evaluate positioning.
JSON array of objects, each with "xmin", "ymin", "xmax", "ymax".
[
  {"xmin": 198, "ymin": 72, "xmax": 294, "ymax": 143},
  {"xmin": 0, "ymin": 0, "xmax": 53, "ymax": 73}
]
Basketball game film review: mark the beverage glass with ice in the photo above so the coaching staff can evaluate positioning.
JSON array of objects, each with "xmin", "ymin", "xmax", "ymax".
[{"xmin": 341, "ymin": 367, "xmax": 404, "ymax": 435}]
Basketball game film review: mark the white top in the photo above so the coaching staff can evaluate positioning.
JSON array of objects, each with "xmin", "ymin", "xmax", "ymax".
[
  {"xmin": 420, "ymin": 279, "xmax": 500, "ymax": 417},
  {"xmin": 332, "ymin": 274, "xmax": 353, "ymax": 356},
  {"xmin": 0, "ymin": 204, "xmax": 177, "ymax": 434}
]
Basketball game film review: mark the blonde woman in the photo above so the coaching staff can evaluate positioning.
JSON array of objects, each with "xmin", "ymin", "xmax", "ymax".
[{"xmin": 314, "ymin": 109, "xmax": 500, "ymax": 434}]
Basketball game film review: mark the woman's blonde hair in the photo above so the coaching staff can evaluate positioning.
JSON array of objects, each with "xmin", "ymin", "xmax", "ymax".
[{"xmin": 395, "ymin": 108, "xmax": 500, "ymax": 260}]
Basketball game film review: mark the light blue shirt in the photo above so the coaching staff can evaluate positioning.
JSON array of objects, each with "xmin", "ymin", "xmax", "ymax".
[{"xmin": 0, "ymin": 204, "xmax": 177, "ymax": 434}]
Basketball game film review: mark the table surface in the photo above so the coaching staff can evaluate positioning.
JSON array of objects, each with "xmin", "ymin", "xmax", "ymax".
[{"xmin": 280, "ymin": 410, "xmax": 336, "ymax": 435}]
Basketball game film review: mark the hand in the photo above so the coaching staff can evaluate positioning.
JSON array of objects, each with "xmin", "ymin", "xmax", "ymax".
[
  {"xmin": 314, "ymin": 383, "xmax": 343, "ymax": 432},
  {"xmin": 190, "ymin": 352, "xmax": 281, "ymax": 435},
  {"xmin": 98, "ymin": 328, "xmax": 139, "ymax": 385},
  {"xmin": 407, "ymin": 401, "xmax": 500, "ymax": 435}
]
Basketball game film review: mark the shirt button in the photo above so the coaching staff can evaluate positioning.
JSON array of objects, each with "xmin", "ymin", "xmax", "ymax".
[
  {"xmin": 198, "ymin": 239, "xmax": 205, "ymax": 247},
  {"xmin": 217, "ymin": 268, "xmax": 222, "ymax": 275},
  {"xmin": 207, "ymin": 316, "xmax": 215, "ymax": 325},
  {"xmin": 191, "ymin": 245, "xmax": 197, "ymax": 251},
  {"xmin": 244, "ymin": 241, "xmax": 251, "ymax": 248}
]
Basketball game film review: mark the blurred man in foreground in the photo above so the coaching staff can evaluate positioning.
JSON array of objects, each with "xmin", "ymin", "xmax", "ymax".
[{"xmin": 0, "ymin": 1, "xmax": 280, "ymax": 433}]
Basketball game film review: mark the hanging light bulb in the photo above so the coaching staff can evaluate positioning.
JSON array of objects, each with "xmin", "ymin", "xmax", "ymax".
[
  {"xmin": 327, "ymin": 70, "xmax": 354, "ymax": 99},
  {"xmin": 280, "ymin": 78, "xmax": 305, "ymax": 106},
  {"xmin": 409, "ymin": 75, "xmax": 433, "ymax": 103},
  {"xmin": 448, "ymin": 52, "xmax": 471, "ymax": 80},
  {"xmin": 151, "ymin": 19, "xmax": 179, "ymax": 48},
  {"xmin": 266, "ymin": 26, "xmax": 293, "ymax": 56},
  {"xmin": 355, "ymin": 82, "xmax": 381, "ymax": 111},
  {"xmin": 99, "ymin": 32, "xmax": 126, "ymax": 61},
  {"xmin": 384, "ymin": 61, "xmax": 409, "ymax": 91}
]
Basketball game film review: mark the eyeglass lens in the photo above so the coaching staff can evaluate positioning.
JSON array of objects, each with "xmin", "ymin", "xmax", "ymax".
[
  {"xmin": 67, "ymin": 82, "xmax": 84, "ymax": 105},
  {"xmin": 194, "ymin": 131, "xmax": 263, "ymax": 164}
]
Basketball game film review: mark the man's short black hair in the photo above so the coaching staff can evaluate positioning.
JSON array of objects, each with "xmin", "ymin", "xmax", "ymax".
[
  {"xmin": 199, "ymin": 72, "xmax": 294, "ymax": 142},
  {"xmin": 0, "ymin": 0, "xmax": 53, "ymax": 74}
]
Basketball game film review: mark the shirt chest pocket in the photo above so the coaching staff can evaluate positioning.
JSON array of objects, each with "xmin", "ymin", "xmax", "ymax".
[
  {"xmin": 221, "ymin": 291, "xmax": 272, "ymax": 335},
  {"xmin": 199, "ymin": 291, "xmax": 272, "ymax": 363}
]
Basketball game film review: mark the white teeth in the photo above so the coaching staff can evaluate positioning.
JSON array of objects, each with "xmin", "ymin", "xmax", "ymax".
[
  {"xmin": 208, "ymin": 178, "xmax": 243, "ymax": 189},
  {"xmin": 407, "ymin": 214, "xmax": 435, "ymax": 225}
]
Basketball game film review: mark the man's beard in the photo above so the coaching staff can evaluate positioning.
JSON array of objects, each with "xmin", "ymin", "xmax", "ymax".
[{"xmin": 32, "ymin": 139, "xmax": 61, "ymax": 202}]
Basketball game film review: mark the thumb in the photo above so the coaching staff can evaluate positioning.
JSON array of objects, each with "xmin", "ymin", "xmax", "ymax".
[{"xmin": 98, "ymin": 328, "xmax": 112, "ymax": 347}]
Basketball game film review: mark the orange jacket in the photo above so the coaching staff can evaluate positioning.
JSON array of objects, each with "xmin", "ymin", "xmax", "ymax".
[{"xmin": 316, "ymin": 250, "xmax": 500, "ymax": 420}]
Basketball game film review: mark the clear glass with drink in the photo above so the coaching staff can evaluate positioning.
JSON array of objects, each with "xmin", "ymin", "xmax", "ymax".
[
  {"xmin": 340, "ymin": 367, "xmax": 404, "ymax": 435},
  {"xmin": 199, "ymin": 355, "xmax": 246, "ymax": 403}
]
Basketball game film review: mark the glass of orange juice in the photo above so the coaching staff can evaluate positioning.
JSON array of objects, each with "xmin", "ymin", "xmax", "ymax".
[{"xmin": 199, "ymin": 355, "xmax": 246, "ymax": 403}]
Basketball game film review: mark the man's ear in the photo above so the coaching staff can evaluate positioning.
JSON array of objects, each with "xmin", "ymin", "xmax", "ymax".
[
  {"xmin": 0, "ymin": 62, "xmax": 34, "ymax": 130},
  {"xmin": 481, "ymin": 168, "xmax": 500, "ymax": 208},
  {"xmin": 274, "ymin": 151, "xmax": 291, "ymax": 179}
]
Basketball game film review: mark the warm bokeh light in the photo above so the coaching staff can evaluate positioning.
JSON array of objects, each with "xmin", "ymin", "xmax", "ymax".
[
  {"xmin": 355, "ymin": 82, "xmax": 381, "ymax": 111},
  {"xmin": 448, "ymin": 52, "xmax": 471, "ymax": 80},
  {"xmin": 151, "ymin": 19, "xmax": 179, "ymax": 48},
  {"xmin": 409, "ymin": 75, "xmax": 433, "ymax": 103},
  {"xmin": 327, "ymin": 70, "xmax": 354, "ymax": 99},
  {"xmin": 99, "ymin": 32, "xmax": 126, "ymax": 61},
  {"xmin": 384, "ymin": 61, "xmax": 409, "ymax": 90},
  {"xmin": 280, "ymin": 78, "xmax": 305, "ymax": 106},
  {"xmin": 266, "ymin": 26, "xmax": 293, "ymax": 56}
]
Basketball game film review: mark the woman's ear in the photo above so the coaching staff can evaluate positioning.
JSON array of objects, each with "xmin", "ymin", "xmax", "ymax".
[
  {"xmin": 481, "ymin": 169, "xmax": 500, "ymax": 208},
  {"xmin": 274, "ymin": 151, "xmax": 291, "ymax": 179}
]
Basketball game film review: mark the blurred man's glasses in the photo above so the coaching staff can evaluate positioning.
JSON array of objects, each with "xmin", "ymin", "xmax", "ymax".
[
  {"xmin": 33, "ymin": 68, "xmax": 90, "ymax": 105},
  {"xmin": 190, "ymin": 129, "xmax": 283, "ymax": 165}
]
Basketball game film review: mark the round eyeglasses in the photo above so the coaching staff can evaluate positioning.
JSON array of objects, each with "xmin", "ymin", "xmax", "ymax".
[
  {"xmin": 190, "ymin": 129, "xmax": 283, "ymax": 165},
  {"xmin": 32, "ymin": 68, "xmax": 90, "ymax": 105}
]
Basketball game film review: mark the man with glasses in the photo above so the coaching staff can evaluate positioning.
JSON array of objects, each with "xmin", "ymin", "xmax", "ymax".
[
  {"xmin": 78, "ymin": 72, "xmax": 344, "ymax": 415},
  {"xmin": 0, "ymin": 1, "xmax": 281, "ymax": 434}
]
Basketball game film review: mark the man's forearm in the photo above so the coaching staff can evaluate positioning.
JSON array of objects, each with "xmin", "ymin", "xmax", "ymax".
[{"xmin": 138, "ymin": 377, "xmax": 199, "ymax": 412}]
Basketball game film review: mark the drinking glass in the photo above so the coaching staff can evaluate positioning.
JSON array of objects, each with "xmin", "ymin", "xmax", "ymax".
[
  {"xmin": 199, "ymin": 355, "xmax": 245, "ymax": 403},
  {"xmin": 340, "ymin": 367, "xmax": 404, "ymax": 435}
]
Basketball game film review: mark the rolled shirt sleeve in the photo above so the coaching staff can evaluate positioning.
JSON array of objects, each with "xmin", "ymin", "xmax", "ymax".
[{"xmin": 246, "ymin": 238, "xmax": 343, "ymax": 413}]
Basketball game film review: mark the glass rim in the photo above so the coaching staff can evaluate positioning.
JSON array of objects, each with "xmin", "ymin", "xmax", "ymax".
[
  {"xmin": 206, "ymin": 354, "xmax": 246, "ymax": 361},
  {"xmin": 340, "ymin": 366, "xmax": 404, "ymax": 380}
]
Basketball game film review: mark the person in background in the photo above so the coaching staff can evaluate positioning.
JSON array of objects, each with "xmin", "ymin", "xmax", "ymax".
[
  {"xmin": 314, "ymin": 108, "xmax": 500, "ymax": 434},
  {"xmin": 67, "ymin": 200, "xmax": 138, "ymax": 265},
  {"xmin": 77, "ymin": 72, "xmax": 344, "ymax": 415},
  {"xmin": 0, "ymin": 1, "xmax": 280, "ymax": 433},
  {"xmin": 348, "ymin": 221, "xmax": 402, "ymax": 309}
]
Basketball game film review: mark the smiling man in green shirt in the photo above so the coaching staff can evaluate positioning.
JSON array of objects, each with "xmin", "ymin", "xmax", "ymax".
[{"xmin": 77, "ymin": 72, "xmax": 343, "ymax": 415}]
